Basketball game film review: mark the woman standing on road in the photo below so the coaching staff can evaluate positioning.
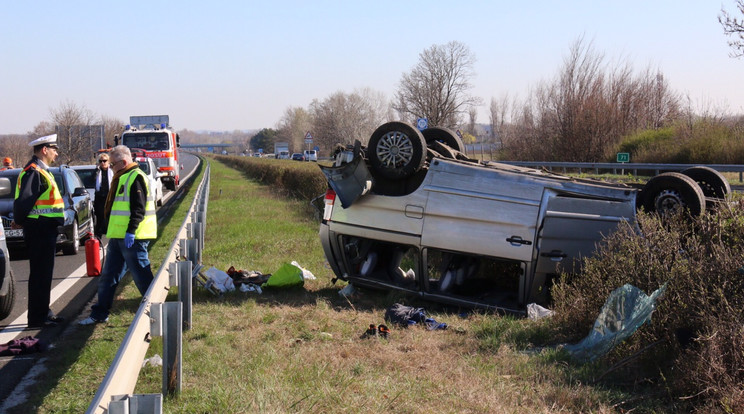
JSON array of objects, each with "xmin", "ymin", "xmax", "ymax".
[{"xmin": 93, "ymin": 153, "xmax": 114, "ymax": 238}]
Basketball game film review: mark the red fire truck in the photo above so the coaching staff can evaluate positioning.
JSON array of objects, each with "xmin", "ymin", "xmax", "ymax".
[{"xmin": 118, "ymin": 115, "xmax": 181, "ymax": 191}]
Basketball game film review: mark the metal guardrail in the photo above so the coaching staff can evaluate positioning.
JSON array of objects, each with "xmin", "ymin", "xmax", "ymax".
[
  {"xmin": 86, "ymin": 161, "xmax": 210, "ymax": 414},
  {"xmin": 497, "ymin": 161, "xmax": 744, "ymax": 182}
]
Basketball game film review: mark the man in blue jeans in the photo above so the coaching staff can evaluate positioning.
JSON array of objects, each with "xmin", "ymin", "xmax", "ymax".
[{"xmin": 79, "ymin": 145, "xmax": 157, "ymax": 325}]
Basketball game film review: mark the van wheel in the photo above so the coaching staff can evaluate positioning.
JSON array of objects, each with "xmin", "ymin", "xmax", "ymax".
[
  {"xmin": 641, "ymin": 172, "xmax": 705, "ymax": 216},
  {"xmin": 368, "ymin": 122, "xmax": 427, "ymax": 180},
  {"xmin": 422, "ymin": 127, "xmax": 465, "ymax": 152},
  {"xmin": 681, "ymin": 166, "xmax": 730, "ymax": 199}
]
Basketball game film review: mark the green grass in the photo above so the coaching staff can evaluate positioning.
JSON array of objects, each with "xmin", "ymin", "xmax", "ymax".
[{"xmin": 22, "ymin": 158, "xmax": 677, "ymax": 413}]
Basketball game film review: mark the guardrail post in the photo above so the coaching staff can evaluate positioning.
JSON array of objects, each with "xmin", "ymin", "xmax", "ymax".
[
  {"xmin": 109, "ymin": 394, "xmax": 163, "ymax": 414},
  {"xmin": 150, "ymin": 303, "xmax": 163, "ymax": 338},
  {"xmin": 162, "ymin": 302, "xmax": 182, "ymax": 395},
  {"xmin": 108, "ymin": 395, "xmax": 128, "ymax": 414},
  {"xmin": 177, "ymin": 261, "xmax": 192, "ymax": 330},
  {"xmin": 179, "ymin": 239, "xmax": 198, "ymax": 265},
  {"xmin": 191, "ymin": 210, "xmax": 206, "ymax": 226},
  {"xmin": 168, "ymin": 263, "xmax": 179, "ymax": 288},
  {"xmin": 188, "ymin": 222, "xmax": 204, "ymax": 260}
]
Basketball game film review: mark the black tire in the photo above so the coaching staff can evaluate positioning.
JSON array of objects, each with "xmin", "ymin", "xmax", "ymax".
[
  {"xmin": 681, "ymin": 166, "xmax": 730, "ymax": 199},
  {"xmin": 0, "ymin": 269, "xmax": 14, "ymax": 320},
  {"xmin": 63, "ymin": 219, "xmax": 80, "ymax": 255},
  {"xmin": 422, "ymin": 127, "xmax": 465, "ymax": 152},
  {"xmin": 368, "ymin": 122, "xmax": 427, "ymax": 180},
  {"xmin": 84, "ymin": 209, "xmax": 95, "ymax": 243},
  {"xmin": 428, "ymin": 140, "xmax": 459, "ymax": 159},
  {"xmin": 641, "ymin": 172, "xmax": 706, "ymax": 216}
]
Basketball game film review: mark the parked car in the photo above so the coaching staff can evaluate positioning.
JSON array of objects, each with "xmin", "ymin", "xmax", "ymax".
[
  {"xmin": 291, "ymin": 153, "xmax": 305, "ymax": 161},
  {"xmin": 0, "ymin": 165, "xmax": 95, "ymax": 256},
  {"xmin": 70, "ymin": 165, "xmax": 98, "ymax": 201},
  {"xmin": 303, "ymin": 150, "xmax": 318, "ymax": 162},
  {"xmin": 316, "ymin": 122, "xmax": 728, "ymax": 314},
  {"xmin": 277, "ymin": 151, "xmax": 290, "ymax": 160},
  {"xmin": 0, "ymin": 177, "xmax": 14, "ymax": 320},
  {"xmin": 133, "ymin": 156, "xmax": 164, "ymax": 207}
]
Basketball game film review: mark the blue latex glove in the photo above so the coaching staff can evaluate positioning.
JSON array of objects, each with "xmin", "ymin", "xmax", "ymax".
[{"xmin": 124, "ymin": 232, "xmax": 135, "ymax": 248}]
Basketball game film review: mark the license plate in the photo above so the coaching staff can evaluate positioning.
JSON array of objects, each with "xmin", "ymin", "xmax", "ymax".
[{"xmin": 5, "ymin": 229, "xmax": 23, "ymax": 238}]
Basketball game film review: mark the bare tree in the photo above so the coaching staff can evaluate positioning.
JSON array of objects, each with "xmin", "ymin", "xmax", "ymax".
[
  {"xmin": 506, "ymin": 38, "xmax": 681, "ymax": 162},
  {"xmin": 310, "ymin": 89, "xmax": 389, "ymax": 149},
  {"xmin": 720, "ymin": 0, "xmax": 744, "ymax": 58},
  {"xmin": 276, "ymin": 106, "xmax": 312, "ymax": 154},
  {"xmin": 489, "ymin": 95, "xmax": 511, "ymax": 149},
  {"xmin": 29, "ymin": 121, "xmax": 55, "ymax": 138},
  {"xmin": 0, "ymin": 135, "xmax": 32, "ymax": 168},
  {"xmin": 100, "ymin": 115, "xmax": 125, "ymax": 149},
  {"xmin": 50, "ymin": 100, "xmax": 99, "ymax": 164},
  {"xmin": 467, "ymin": 106, "xmax": 477, "ymax": 136},
  {"xmin": 394, "ymin": 41, "xmax": 482, "ymax": 128}
]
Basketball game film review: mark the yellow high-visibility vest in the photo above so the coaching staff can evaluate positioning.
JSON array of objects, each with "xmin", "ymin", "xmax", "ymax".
[
  {"xmin": 106, "ymin": 168, "xmax": 157, "ymax": 239},
  {"xmin": 15, "ymin": 164, "xmax": 64, "ymax": 219}
]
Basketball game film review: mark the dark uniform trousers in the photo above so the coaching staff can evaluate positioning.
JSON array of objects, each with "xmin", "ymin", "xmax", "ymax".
[
  {"xmin": 23, "ymin": 216, "xmax": 59, "ymax": 325},
  {"xmin": 93, "ymin": 195, "xmax": 107, "ymax": 237}
]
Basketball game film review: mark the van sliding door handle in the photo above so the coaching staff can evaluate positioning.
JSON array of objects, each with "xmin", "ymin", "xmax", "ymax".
[
  {"xmin": 541, "ymin": 250, "xmax": 568, "ymax": 262},
  {"xmin": 506, "ymin": 236, "xmax": 532, "ymax": 246},
  {"xmin": 540, "ymin": 250, "xmax": 567, "ymax": 258}
]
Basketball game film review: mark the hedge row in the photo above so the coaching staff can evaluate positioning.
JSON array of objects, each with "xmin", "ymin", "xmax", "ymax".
[
  {"xmin": 552, "ymin": 205, "xmax": 744, "ymax": 412},
  {"xmin": 212, "ymin": 155, "xmax": 328, "ymax": 201}
]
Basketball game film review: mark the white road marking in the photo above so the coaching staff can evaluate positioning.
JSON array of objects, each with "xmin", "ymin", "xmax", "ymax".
[{"xmin": 0, "ymin": 260, "xmax": 91, "ymax": 344}]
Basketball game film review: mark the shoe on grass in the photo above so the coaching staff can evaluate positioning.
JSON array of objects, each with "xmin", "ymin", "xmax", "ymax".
[
  {"xmin": 78, "ymin": 316, "xmax": 108, "ymax": 326},
  {"xmin": 360, "ymin": 324, "xmax": 377, "ymax": 339}
]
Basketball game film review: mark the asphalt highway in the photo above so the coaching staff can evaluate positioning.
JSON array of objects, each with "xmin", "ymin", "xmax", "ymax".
[{"xmin": 0, "ymin": 152, "xmax": 200, "ymax": 406}]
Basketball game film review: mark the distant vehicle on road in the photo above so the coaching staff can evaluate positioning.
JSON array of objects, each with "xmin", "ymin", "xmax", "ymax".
[
  {"xmin": 303, "ymin": 150, "xmax": 318, "ymax": 162},
  {"xmin": 133, "ymin": 155, "xmax": 165, "ymax": 207},
  {"xmin": 118, "ymin": 115, "xmax": 180, "ymax": 191},
  {"xmin": 277, "ymin": 151, "xmax": 290, "ymax": 160},
  {"xmin": 274, "ymin": 142, "xmax": 289, "ymax": 157},
  {"xmin": 291, "ymin": 153, "xmax": 305, "ymax": 161}
]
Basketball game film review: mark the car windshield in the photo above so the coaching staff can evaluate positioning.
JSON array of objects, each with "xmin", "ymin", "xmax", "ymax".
[
  {"xmin": 138, "ymin": 161, "xmax": 151, "ymax": 174},
  {"xmin": 75, "ymin": 169, "xmax": 97, "ymax": 189},
  {"xmin": 122, "ymin": 132, "xmax": 170, "ymax": 151}
]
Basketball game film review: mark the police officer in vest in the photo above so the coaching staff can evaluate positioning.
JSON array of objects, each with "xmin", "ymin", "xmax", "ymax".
[
  {"xmin": 14, "ymin": 134, "xmax": 65, "ymax": 328},
  {"xmin": 79, "ymin": 145, "xmax": 156, "ymax": 325}
]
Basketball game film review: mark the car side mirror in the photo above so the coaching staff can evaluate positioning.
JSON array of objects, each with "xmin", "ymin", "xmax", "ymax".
[
  {"xmin": 0, "ymin": 177, "xmax": 11, "ymax": 197},
  {"xmin": 73, "ymin": 187, "xmax": 88, "ymax": 197}
]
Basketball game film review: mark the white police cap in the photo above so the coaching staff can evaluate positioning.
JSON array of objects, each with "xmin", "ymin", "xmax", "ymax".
[{"xmin": 28, "ymin": 134, "xmax": 58, "ymax": 147}]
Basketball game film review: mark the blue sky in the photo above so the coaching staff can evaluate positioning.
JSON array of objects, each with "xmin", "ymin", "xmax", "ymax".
[{"xmin": 1, "ymin": 1, "xmax": 742, "ymax": 134}]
